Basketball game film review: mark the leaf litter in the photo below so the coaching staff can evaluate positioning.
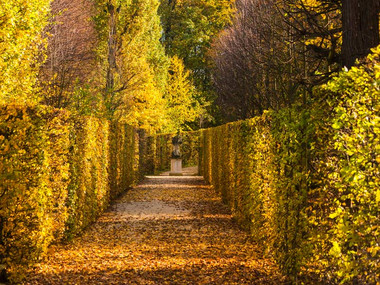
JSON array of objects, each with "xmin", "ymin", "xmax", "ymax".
[{"xmin": 24, "ymin": 174, "xmax": 284, "ymax": 284}]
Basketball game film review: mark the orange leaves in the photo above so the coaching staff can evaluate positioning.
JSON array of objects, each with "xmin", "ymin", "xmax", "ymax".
[{"xmin": 23, "ymin": 175, "xmax": 282, "ymax": 284}]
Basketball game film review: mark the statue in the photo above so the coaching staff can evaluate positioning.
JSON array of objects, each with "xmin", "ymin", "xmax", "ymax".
[
  {"xmin": 170, "ymin": 131, "xmax": 183, "ymax": 176},
  {"xmin": 171, "ymin": 132, "xmax": 182, "ymax": 159}
]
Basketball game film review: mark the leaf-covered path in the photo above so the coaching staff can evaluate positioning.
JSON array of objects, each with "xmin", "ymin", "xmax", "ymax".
[{"xmin": 25, "ymin": 171, "xmax": 283, "ymax": 284}]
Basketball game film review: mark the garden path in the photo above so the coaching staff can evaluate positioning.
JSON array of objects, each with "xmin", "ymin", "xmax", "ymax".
[{"xmin": 25, "ymin": 168, "xmax": 283, "ymax": 284}]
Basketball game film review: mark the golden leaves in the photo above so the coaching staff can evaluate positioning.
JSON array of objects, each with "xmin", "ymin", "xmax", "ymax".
[
  {"xmin": 23, "ymin": 175, "xmax": 282, "ymax": 284},
  {"xmin": 0, "ymin": 0, "xmax": 50, "ymax": 104}
]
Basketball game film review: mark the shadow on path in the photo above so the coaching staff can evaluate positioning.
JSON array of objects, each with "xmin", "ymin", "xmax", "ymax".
[{"xmin": 24, "ymin": 169, "xmax": 284, "ymax": 284}]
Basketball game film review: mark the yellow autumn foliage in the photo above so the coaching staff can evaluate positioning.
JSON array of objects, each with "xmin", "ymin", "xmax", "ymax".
[
  {"xmin": 0, "ymin": 104, "xmax": 142, "ymax": 283},
  {"xmin": 198, "ymin": 47, "xmax": 380, "ymax": 283},
  {"xmin": 0, "ymin": 0, "xmax": 50, "ymax": 103}
]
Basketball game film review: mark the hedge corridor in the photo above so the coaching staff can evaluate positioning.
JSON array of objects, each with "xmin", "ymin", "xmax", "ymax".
[
  {"xmin": 0, "ymin": 105, "xmax": 129, "ymax": 281},
  {"xmin": 1, "ymin": 49, "xmax": 379, "ymax": 284},
  {"xmin": 0, "ymin": 103, "xmax": 200, "ymax": 282}
]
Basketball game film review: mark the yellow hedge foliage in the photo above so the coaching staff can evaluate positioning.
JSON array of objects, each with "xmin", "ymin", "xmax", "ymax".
[
  {"xmin": 108, "ymin": 122, "xmax": 139, "ymax": 200},
  {"xmin": 309, "ymin": 46, "xmax": 380, "ymax": 283},
  {"xmin": 199, "ymin": 48, "xmax": 379, "ymax": 282},
  {"xmin": 0, "ymin": 104, "xmax": 71, "ymax": 281},
  {"xmin": 65, "ymin": 117, "xmax": 111, "ymax": 238},
  {"xmin": 0, "ymin": 104, "xmax": 141, "ymax": 282}
]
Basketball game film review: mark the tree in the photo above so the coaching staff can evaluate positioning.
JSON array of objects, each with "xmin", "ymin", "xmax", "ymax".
[
  {"xmin": 211, "ymin": 0, "xmax": 308, "ymax": 121},
  {"xmin": 279, "ymin": 0, "xmax": 342, "ymax": 81},
  {"xmin": 164, "ymin": 56, "xmax": 204, "ymax": 131},
  {"xmin": 159, "ymin": 0, "xmax": 235, "ymax": 124},
  {"xmin": 0, "ymin": 0, "xmax": 51, "ymax": 103},
  {"xmin": 210, "ymin": 0, "xmax": 380, "ymax": 122},
  {"xmin": 342, "ymin": 0, "xmax": 380, "ymax": 68},
  {"xmin": 40, "ymin": 0, "xmax": 101, "ymax": 111},
  {"xmin": 71, "ymin": 0, "xmax": 171, "ymax": 130}
]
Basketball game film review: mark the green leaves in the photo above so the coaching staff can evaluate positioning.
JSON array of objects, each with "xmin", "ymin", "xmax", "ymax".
[
  {"xmin": 159, "ymin": 0, "xmax": 235, "ymax": 119},
  {"xmin": 320, "ymin": 45, "xmax": 380, "ymax": 283}
]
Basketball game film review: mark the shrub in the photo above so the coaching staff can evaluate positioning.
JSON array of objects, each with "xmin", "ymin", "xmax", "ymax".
[
  {"xmin": 199, "ymin": 45, "xmax": 380, "ymax": 283},
  {"xmin": 0, "ymin": 104, "xmax": 142, "ymax": 282},
  {"xmin": 0, "ymin": 104, "xmax": 71, "ymax": 282}
]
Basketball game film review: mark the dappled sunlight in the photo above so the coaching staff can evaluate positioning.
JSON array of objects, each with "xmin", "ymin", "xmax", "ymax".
[{"xmin": 24, "ymin": 176, "xmax": 283, "ymax": 284}]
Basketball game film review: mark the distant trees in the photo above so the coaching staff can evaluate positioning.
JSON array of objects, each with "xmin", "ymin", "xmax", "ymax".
[
  {"xmin": 94, "ymin": 0, "xmax": 169, "ymax": 125},
  {"xmin": 40, "ymin": 0, "xmax": 99, "ymax": 109},
  {"xmin": 210, "ymin": 0, "xmax": 380, "ymax": 122},
  {"xmin": 0, "ymin": 0, "xmax": 236, "ymax": 130},
  {"xmin": 36, "ymin": 0, "xmax": 202, "ymax": 131},
  {"xmin": 211, "ymin": 0, "xmax": 307, "ymax": 120},
  {"xmin": 158, "ymin": 0, "xmax": 235, "ymax": 124}
]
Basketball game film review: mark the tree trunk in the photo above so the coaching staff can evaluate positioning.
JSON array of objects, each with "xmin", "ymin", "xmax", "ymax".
[
  {"xmin": 106, "ymin": 2, "xmax": 117, "ymax": 93},
  {"xmin": 342, "ymin": 0, "xmax": 380, "ymax": 68}
]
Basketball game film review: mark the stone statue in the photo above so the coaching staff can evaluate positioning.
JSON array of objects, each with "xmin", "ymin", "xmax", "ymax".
[{"xmin": 171, "ymin": 132, "xmax": 182, "ymax": 159}]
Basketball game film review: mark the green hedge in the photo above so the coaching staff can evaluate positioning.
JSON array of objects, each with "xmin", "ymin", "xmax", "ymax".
[
  {"xmin": 199, "ymin": 48, "xmax": 380, "ymax": 283},
  {"xmin": 0, "ymin": 104, "xmax": 140, "ymax": 282}
]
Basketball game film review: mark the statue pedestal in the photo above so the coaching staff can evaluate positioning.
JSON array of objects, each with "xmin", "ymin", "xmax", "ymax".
[{"xmin": 170, "ymin": 159, "xmax": 183, "ymax": 176}]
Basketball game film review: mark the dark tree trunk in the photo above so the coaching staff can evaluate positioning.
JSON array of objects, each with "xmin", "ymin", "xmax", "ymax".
[
  {"xmin": 106, "ymin": 2, "xmax": 117, "ymax": 93},
  {"xmin": 342, "ymin": 0, "xmax": 380, "ymax": 68}
]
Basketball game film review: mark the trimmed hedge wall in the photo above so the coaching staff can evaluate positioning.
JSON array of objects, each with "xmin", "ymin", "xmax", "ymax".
[
  {"xmin": 0, "ymin": 104, "xmax": 200, "ymax": 282},
  {"xmin": 199, "ymin": 50, "xmax": 379, "ymax": 284},
  {"xmin": 0, "ymin": 104, "xmax": 140, "ymax": 282},
  {"xmin": 0, "ymin": 104, "xmax": 71, "ymax": 281}
]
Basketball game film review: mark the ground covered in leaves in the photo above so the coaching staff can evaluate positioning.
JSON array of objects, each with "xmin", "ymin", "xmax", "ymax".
[{"xmin": 24, "ymin": 171, "xmax": 284, "ymax": 284}]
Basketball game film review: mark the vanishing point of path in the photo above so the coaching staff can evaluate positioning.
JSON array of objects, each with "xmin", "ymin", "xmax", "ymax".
[{"xmin": 25, "ymin": 169, "xmax": 283, "ymax": 284}]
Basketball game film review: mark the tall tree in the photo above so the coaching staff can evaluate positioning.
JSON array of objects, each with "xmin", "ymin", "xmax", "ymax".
[
  {"xmin": 40, "ymin": 0, "xmax": 100, "ymax": 110},
  {"xmin": 94, "ymin": 0, "xmax": 170, "ymax": 129},
  {"xmin": 211, "ymin": 0, "xmax": 312, "ymax": 121},
  {"xmin": 342, "ymin": 0, "xmax": 380, "ymax": 68},
  {"xmin": 0, "ymin": 0, "xmax": 51, "ymax": 103},
  {"xmin": 164, "ymin": 56, "xmax": 204, "ymax": 131},
  {"xmin": 210, "ymin": 0, "xmax": 380, "ymax": 122},
  {"xmin": 159, "ymin": 0, "xmax": 235, "ymax": 124}
]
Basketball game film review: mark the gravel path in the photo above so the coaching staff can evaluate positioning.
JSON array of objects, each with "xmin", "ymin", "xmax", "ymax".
[{"xmin": 24, "ymin": 172, "xmax": 283, "ymax": 284}]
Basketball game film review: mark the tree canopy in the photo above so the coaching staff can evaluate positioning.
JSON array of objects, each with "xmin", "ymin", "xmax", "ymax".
[{"xmin": 210, "ymin": 0, "xmax": 379, "ymax": 122}]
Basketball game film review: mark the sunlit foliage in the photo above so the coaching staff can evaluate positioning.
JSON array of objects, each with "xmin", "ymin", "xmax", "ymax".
[
  {"xmin": 0, "ymin": 0, "xmax": 50, "ymax": 103},
  {"xmin": 199, "ymin": 47, "xmax": 380, "ymax": 283},
  {"xmin": 315, "ymin": 45, "xmax": 380, "ymax": 283},
  {"xmin": 0, "ymin": 104, "xmax": 71, "ymax": 282},
  {"xmin": 93, "ymin": 0, "xmax": 170, "ymax": 130},
  {"xmin": 164, "ymin": 56, "xmax": 204, "ymax": 132},
  {"xmin": 159, "ymin": 0, "xmax": 235, "ymax": 123},
  {"xmin": 0, "ymin": 104, "xmax": 141, "ymax": 283}
]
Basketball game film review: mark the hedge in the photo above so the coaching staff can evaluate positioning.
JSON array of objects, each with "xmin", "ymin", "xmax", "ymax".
[
  {"xmin": 199, "ymin": 48, "xmax": 379, "ymax": 283},
  {"xmin": 0, "ymin": 104, "xmax": 200, "ymax": 282},
  {"xmin": 0, "ymin": 104, "xmax": 140, "ymax": 282},
  {"xmin": 0, "ymin": 104, "xmax": 68, "ymax": 281}
]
